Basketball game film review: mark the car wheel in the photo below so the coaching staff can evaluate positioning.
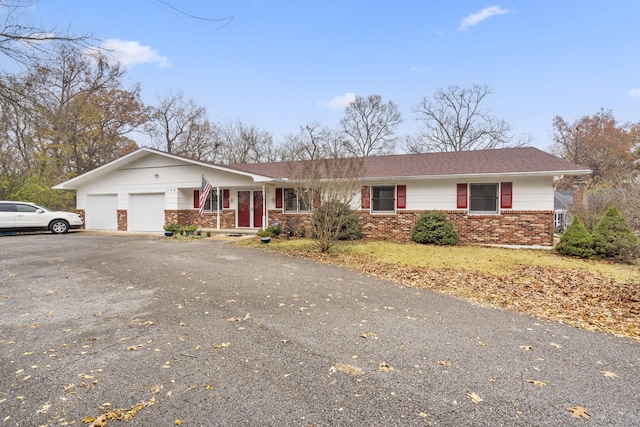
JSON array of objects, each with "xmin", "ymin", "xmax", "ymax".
[{"xmin": 50, "ymin": 220, "xmax": 69, "ymax": 234}]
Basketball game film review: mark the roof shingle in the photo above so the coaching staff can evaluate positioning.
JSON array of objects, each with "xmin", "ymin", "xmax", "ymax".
[{"xmin": 226, "ymin": 147, "xmax": 591, "ymax": 180}]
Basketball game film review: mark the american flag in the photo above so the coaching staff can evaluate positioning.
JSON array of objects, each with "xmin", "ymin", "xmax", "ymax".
[{"xmin": 198, "ymin": 175, "xmax": 212, "ymax": 214}]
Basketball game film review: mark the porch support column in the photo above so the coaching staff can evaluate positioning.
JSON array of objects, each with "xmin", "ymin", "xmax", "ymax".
[
  {"xmin": 216, "ymin": 186, "xmax": 220, "ymax": 230},
  {"xmin": 263, "ymin": 184, "xmax": 267, "ymax": 228}
]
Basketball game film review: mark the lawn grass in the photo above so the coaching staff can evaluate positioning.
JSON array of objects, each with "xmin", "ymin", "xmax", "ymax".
[{"xmin": 251, "ymin": 238, "xmax": 640, "ymax": 283}]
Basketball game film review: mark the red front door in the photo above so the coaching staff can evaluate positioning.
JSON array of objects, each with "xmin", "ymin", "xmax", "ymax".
[
  {"xmin": 237, "ymin": 190, "xmax": 263, "ymax": 228},
  {"xmin": 238, "ymin": 191, "xmax": 251, "ymax": 227},
  {"xmin": 253, "ymin": 191, "xmax": 263, "ymax": 228}
]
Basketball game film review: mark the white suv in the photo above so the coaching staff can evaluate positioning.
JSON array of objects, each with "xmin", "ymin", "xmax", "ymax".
[{"xmin": 0, "ymin": 201, "xmax": 83, "ymax": 234}]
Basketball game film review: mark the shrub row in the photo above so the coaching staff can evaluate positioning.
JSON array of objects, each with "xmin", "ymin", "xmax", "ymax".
[{"xmin": 555, "ymin": 206, "xmax": 639, "ymax": 263}]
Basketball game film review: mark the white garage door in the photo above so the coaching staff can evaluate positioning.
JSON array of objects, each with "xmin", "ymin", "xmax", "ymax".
[
  {"xmin": 129, "ymin": 193, "xmax": 165, "ymax": 232},
  {"xmin": 86, "ymin": 194, "xmax": 118, "ymax": 230}
]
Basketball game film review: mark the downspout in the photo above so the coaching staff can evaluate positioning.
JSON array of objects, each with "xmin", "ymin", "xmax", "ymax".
[{"xmin": 216, "ymin": 186, "xmax": 220, "ymax": 230}]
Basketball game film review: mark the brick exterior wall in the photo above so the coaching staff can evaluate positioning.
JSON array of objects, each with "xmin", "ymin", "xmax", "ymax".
[
  {"xmin": 77, "ymin": 209, "xmax": 86, "ymax": 229},
  {"xmin": 159, "ymin": 208, "xmax": 554, "ymax": 246},
  {"xmin": 164, "ymin": 210, "xmax": 236, "ymax": 229},
  {"xmin": 117, "ymin": 210, "xmax": 127, "ymax": 231},
  {"xmin": 269, "ymin": 212, "xmax": 313, "ymax": 236},
  {"xmin": 269, "ymin": 209, "xmax": 555, "ymax": 246}
]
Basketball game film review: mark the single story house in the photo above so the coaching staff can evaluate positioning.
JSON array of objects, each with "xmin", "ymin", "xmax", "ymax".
[{"xmin": 53, "ymin": 147, "xmax": 591, "ymax": 246}]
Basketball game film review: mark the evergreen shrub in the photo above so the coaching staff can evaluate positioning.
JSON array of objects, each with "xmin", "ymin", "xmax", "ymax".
[{"xmin": 411, "ymin": 210, "xmax": 458, "ymax": 245}]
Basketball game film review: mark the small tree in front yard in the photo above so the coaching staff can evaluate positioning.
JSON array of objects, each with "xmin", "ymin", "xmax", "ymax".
[
  {"xmin": 411, "ymin": 210, "xmax": 458, "ymax": 245},
  {"xmin": 312, "ymin": 200, "xmax": 362, "ymax": 251},
  {"xmin": 285, "ymin": 154, "xmax": 364, "ymax": 253},
  {"xmin": 591, "ymin": 206, "xmax": 639, "ymax": 263},
  {"xmin": 554, "ymin": 216, "xmax": 595, "ymax": 258}
]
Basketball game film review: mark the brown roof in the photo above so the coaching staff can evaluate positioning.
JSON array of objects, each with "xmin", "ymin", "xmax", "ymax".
[{"xmin": 226, "ymin": 147, "xmax": 591, "ymax": 180}]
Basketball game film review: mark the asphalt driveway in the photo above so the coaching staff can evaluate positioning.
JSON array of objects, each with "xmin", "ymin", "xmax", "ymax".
[{"xmin": 0, "ymin": 233, "xmax": 638, "ymax": 426}]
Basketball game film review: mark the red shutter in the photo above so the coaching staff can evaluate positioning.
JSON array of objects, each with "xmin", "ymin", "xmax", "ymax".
[
  {"xmin": 275, "ymin": 188, "xmax": 283, "ymax": 209},
  {"xmin": 194, "ymin": 190, "xmax": 200, "ymax": 209},
  {"xmin": 361, "ymin": 186, "xmax": 370, "ymax": 209},
  {"xmin": 223, "ymin": 189, "xmax": 230, "ymax": 209},
  {"xmin": 456, "ymin": 184, "xmax": 468, "ymax": 209},
  {"xmin": 313, "ymin": 190, "xmax": 321, "ymax": 207},
  {"xmin": 396, "ymin": 185, "xmax": 406, "ymax": 209},
  {"xmin": 500, "ymin": 182, "xmax": 512, "ymax": 209}
]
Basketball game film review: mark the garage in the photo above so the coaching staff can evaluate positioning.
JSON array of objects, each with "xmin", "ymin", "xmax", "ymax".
[
  {"xmin": 86, "ymin": 194, "xmax": 118, "ymax": 230},
  {"xmin": 128, "ymin": 193, "xmax": 165, "ymax": 232}
]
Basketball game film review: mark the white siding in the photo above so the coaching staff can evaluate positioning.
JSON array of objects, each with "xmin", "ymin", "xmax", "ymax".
[{"xmin": 359, "ymin": 176, "xmax": 555, "ymax": 212}]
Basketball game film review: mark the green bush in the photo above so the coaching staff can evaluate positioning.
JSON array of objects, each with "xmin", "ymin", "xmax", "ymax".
[
  {"xmin": 411, "ymin": 210, "xmax": 458, "ymax": 245},
  {"xmin": 163, "ymin": 222, "xmax": 181, "ymax": 233},
  {"xmin": 554, "ymin": 216, "xmax": 595, "ymax": 258},
  {"xmin": 257, "ymin": 224, "xmax": 280, "ymax": 238},
  {"xmin": 591, "ymin": 206, "xmax": 639, "ymax": 263}
]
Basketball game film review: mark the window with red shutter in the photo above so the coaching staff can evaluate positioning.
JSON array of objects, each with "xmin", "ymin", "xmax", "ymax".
[
  {"xmin": 396, "ymin": 185, "xmax": 406, "ymax": 209},
  {"xmin": 223, "ymin": 189, "xmax": 230, "ymax": 209},
  {"xmin": 456, "ymin": 184, "xmax": 468, "ymax": 209},
  {"xmin": 500, "ymin": 182, "xmax": 512, "ymax": 209},
  {"xmin": 193, "ymin": 190, "xmax": 200, "ymax": 209},
  {"xmin": 275, "ymin": 188, "xmax": 283, "ymax": 209},
  {"xmin": 361, "ymin": 186, "xmax": 370, "ymax": 209}
]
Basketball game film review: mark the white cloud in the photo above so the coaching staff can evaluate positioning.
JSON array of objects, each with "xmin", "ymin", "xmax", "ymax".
[
  {"xmin": 324, "ymin": 92, "xmax": 357, "ymax": 109},
  {"xmin": 94, "ymin": 38, "xmax": 171, "ymax": 68},
  {"xmin": 629, "ymin": 88, "xmax": 640, "ymax": 99},
  {"xmin": 458, "ymin": 6, "xmax": 510, "ymax": 31}
]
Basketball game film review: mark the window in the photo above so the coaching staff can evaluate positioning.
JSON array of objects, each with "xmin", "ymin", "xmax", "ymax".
[
  {"xmin": 16, "ymin": 204, "xmax": 39, "ymax": 213},
  {"xmin": 283, "ymin": 188, "xmax": 310, "ymax": 213},
  {"xmin": 202, "ymin": 191, "xmax": 223, "ymax": 212},
  {"xmin": 0, "ymin": 203, "xmax": 16, "ymax": 212},
  {"xmin": 469, "ymin": 183, "xmax": 498, "ymax": 214},
  {"xmin": 371, "ymin": 186, "xmax": 395, "ymax": 212}
]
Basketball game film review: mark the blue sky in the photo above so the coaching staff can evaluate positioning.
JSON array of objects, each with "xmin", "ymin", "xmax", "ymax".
[{"xmin": 21, "ymin": 1, "xmax": 640, "ymax": 151}]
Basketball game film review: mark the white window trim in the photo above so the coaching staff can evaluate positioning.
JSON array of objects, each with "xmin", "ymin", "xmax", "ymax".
[
  {"xmin": 468, "ymin": 183, "xmax": 499, "ymax": 215},
  {"xmin": 371, "ymin": 185, "xmax": 396, "ymax": 213},
  {"xmin": 283, "ymin": 188, "xmax": 311, "ymax": 213}
]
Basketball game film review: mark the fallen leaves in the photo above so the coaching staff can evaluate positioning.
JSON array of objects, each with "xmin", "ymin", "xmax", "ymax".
[
  {"xmin": 280, "ymin": 250, "xmax": 640, "ymax": 340},
  {"xmin": 567, "ymin": 405, "xmax": 591, "ymax": 420},
  {"xmin": 378, "ymin": 362, "xmax": 394, "ymax": 371},
  {"xmin": 227, "ymin": 313, "xmax": 250, "ymax": 322},
  {"xmin": 358, "ymin": 332, "xmax": 379, "ymax": 340},
  {"xmin": 467, "ymin": 392, "xmax": 483, "ymax": 404},
  {"xmin": 85, "ymin": 397, "xmax": 156, "ymax": 426},
  {"xmin": 213, "ymin": 342, "xmax": 231, "ymax": 349},
  {"xmin": 333, "ymin": 363, "xmax": 363, "ymax": 375},
  {"xmin": 524, "ymin": 379, "xmax": 548, "ymax": 387},
  {"xmin": 601, "ymin": 370, "xmax": 618, "ymax": 378}
]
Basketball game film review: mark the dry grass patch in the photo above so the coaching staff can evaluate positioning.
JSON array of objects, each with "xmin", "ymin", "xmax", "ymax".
[{"xmin": 349, "ymin": 241, "xmax": 640, "ymax": 283}]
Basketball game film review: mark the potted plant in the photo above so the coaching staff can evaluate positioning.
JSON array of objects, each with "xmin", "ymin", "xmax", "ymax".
[
  {"xmin": 257, "ymin": 228, "xmax": 272, "ymax": 243},
  {"xmin": 183, "ymin": 224, "xmax": 198, "ymax": 236},
  {"xmin": 163, "ymin": 222, "xmax": 180, "ymax": 237}
]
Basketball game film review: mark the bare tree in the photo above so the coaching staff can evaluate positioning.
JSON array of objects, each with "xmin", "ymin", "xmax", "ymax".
[
  {"xmin": 0, "ymin": 0, "xmax": 92, "ymax": 66},
  {"xmin": 340, "ymin": 94, "xmax": 401, "ymax": 157},
  {"xmin": 280, "ymin": 122, "xmax": 350, "ymax": 161},
  {"xmin": 406, "ymin": 84, "xmax": 516, "ymax": 153},
  {"xmin": 288, "ymin": 155, "xmax": 364, "ymax": 252},
  {"xmin": 213, "ymin": 119, "xmax": 276, "ymax": 164},
  {"xmin": 146, "ymin": 90, "xmax": 218, "ymax": 160}
]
